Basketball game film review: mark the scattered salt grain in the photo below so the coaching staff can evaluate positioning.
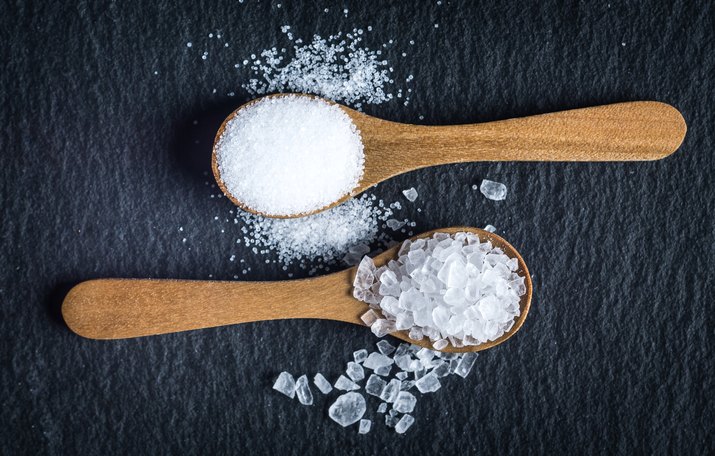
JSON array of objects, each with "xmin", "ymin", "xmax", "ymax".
[
  {"xmin": 329, "ymin": 392, "xmax": 366, "ymax": 427},
  {"xmin": 394, "ymin": 414, "xmax": 415, "ymax": 434},
  {"xmin": 215, "ymin": 95, "xmax": 365, "ymax": 216},
  {"xmin": 273, "ymin": 371, "xmax": 296, "ymax": 398},
  {"xmin": 353, "ymin": 349, "xmax": 368, "ymax": 364},
  {"xmin": 313, "ymin": 373, "xmax": 333, "ymax": 394},
  {"xmin": 379, "ymin": 379, "xmax": 401, "ymax": 403},
  {"xmin": 346, "ymin": 362, "xmax": 366, "ymax": 382},
  {"xmin": 402, "ymin": 187, "xmax": 418, "ymax": 202},
  {"xmin": 484, "ymin": 224, "xmax": 497, "ymax": 233},
  {"xmin": 358, "ymin": 419, "xmax": 372, "ymax": 434},
  {"xmin": 393, "ymin": 391, "xmax": 417, "ymax": 413},
  {"xmin": 365, "ymin": 374, "xmax": 386, "ymax": 397},
  {"xmin": 363, "ymin": 352, "xmax": 394, "ymax": 370},
  {"xmin": 479, "ymin": 179, "xmax": 507, "ymax": 201},
  {"xmin": 335, "ymin": 375, "xmax": 361, "ymax": 391},
  {"xmin": 415, "ymin": 372, "xmax": 441, "ymax": 393},
  {"xmin": 377, "ymin": 340, "xmax": 396, "ymax": 356},
  {"xmin": 377, "ymin": 403, "xmax": 388, "ymax": 413},
  {"xmin": 295, "ymin": 375, "xmax": 314, "ymax": 405},
  {"xmin": 454, "ymin": 352, "xmax": 479, "ymax": 378}
]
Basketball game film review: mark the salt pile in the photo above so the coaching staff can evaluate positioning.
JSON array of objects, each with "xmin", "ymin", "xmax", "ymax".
[
  {"xmin": 215, "ymin": 95, "xmax": 365, "ymax": 216},
  {"xmin": 272, "ymin": 340, "xmax": 480, "ymax": 434},
  {"xmin": 353, "ymin": 232, "xmax": 526, "ymax": 349}
]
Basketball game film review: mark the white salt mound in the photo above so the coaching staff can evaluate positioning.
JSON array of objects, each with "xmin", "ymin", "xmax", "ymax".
[
  {"xmin": 215, "ymin": 95, "xmax": 365, "ymax": 216},
  {"xmin": 353, "ymin": 232, "xmax": 526, "ymax": 349}
]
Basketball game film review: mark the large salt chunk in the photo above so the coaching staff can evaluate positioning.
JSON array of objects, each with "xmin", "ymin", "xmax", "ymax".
[
  {"xmin": 295, "ymin": 375, "xmax": 313, "ymax": 405},
  {"xmin": 415, "ymin": 372, "xmax": 441, "ymax": 393},
  {"xmin": 313, "ymin": 373, "xmax": 333, "ymax": 394},
  {"xmin": 353, "ymin": 256, "xmax": 376, "ymax": 290},
  {"xmin": 328, "ymin": 392, "xmax": 366, "ymax": 427},
  {"xmin": 346, "ymin": 361, "xmax": 365, "ymax": 382},
  {"xmin": 394, "ymin": 414, "xmax": 415, "ymax": 434},
  {"xmin": 402, "ymin": 187, "xmax": 418, "ymax": 202},
  {"xmin": 272, "ymin": 371, "xmax": 296, "ymax": 398},
  {"xmin": 376, "ymin": 340, "xmax": 396, "ymax": 355},
  {"xmin": 454, "ymin": 352, "xmax": 479, "ymax": 378},
  {"xmin": 370, "ymin": 319, "xmax": 396, "ymax": 337},
  {"xmin": 365, "ymin": 374, "xmax": 387, "ymax": 397},
  {"xmin": 379, "ymin": 379, "xmax": 401, "ymax": 403},
  {"xmin": 363, "ymin": 352, "xmax": 394, "ymax": 370},
  {"xmin": 358, "ymin": 419, "xmax": 372, "ymax": 434},
  {"xmin": 335, "ymin": 375, "xmax": 360, "ymax": 391},
  {"xmin": 393, "ymin": 391, "xmax": 417, "ymax": 413},
  {"xmin": 479, "ymin": 179, "xmax": 507, "ymax": 201}
]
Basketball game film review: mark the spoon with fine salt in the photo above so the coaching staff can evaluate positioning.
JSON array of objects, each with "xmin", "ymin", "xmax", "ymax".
[
  {"xmin": 212, "ymin": 93, "xmax": 687, "ymax": 218},
  {"xmin": 62, "ymin": 227, "xmax": 532, "ymax": 353}
]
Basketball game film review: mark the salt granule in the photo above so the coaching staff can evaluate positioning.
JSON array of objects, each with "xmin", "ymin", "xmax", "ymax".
[
  {"xmin": 394, "ymin": 414, "xmax": 415, "ymax": 434},
  {"xmin": 295, "ymin": 375, "xmax": 314, "ymax": 405},
  {"xmin": 358, "ymin": 419, "xmax": 372, "ymax": 434},
  {"xmin": 454, "ymin": 352, "xmax": 479, "ymax": 378},
  {"xmin": 353, "ymin": 349, "xmax": 368, "ymax": 364},
  {"xmin": 346, "ymin": 361, "xmax": 366, "ymax": 382},
  {"xmin": 335, "ymin": 375, "xmax": 361, "ymax": 391},
  {"xmin": 377, "ymin": 340, "xmax": 396, "ymax": 355},
  {"xmin": 328, "ymin": 392, "xmax": 366, "ymax": 427},
  {"xmin": 415, "ymin": 372, "xmax": 441, "ymax": 393},
  {"xmin": 272, "ymin": 371, "xmax": 296, "ymax": 398},
  {"xmin": 215, "ymin": 95, "xmax": 365, "ymax": 216},
  {"xmin": 313, "ymin": 373, "xmax": 333, "ymax": 394},
  {"xmin": 365, "ymin": 374, "xmax": 386, "ymax": 397},
  {"xmin": 377, "ymin": 403, "xmax": 388, "ymax": 413},
  {"xmin": 479, "ymin": 179, "xmax": 507, "ymax": 201},
  {"xmin": 402, "ymin": 187, "xmax": 418, "ymax": 202},
  {"xmin": 484, "ymin": 224, "xmax": 497, "ymax": 233},
  {"xmin": 363, "ymin": 352, "xmax": 394, "ymax": 370},
  {"xmin": 393, "ymin": 391, "xmax": 417, "ymax": 413}
]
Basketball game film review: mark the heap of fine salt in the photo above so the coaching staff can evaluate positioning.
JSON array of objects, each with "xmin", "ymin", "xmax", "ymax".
[{"xmin": 215, "ymin": 95, "xmax": 364, "ymax": 217}]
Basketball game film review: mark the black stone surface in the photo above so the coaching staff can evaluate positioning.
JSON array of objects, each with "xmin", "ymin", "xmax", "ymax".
[{"xmin": 1, "ymin": 1, "xmax": 713, "ymax": 454}]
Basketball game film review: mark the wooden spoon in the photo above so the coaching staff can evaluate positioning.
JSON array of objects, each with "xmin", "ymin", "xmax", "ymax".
[
  {"xmin": 212, "ymin": 94, "xmax": 686, "ymax": 218},
  {"xmin": 62, "ymin": 227, "xmax": 532, "ymax": 353}
]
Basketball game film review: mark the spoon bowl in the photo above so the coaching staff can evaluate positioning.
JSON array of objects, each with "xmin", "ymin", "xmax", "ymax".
[
  {"xmin": 212, "ymin": 94, "xmax": 686, "ymax": 218},
  {"xmin": 62, "ymin": 227, "xmax": 532, "ymax": 353}
]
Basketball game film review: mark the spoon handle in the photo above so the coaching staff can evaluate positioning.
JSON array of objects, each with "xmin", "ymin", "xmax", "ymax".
[
  {"xmin": 62, "ymin": 274, "xmax": 361, "ymax": 339},
  {"xmin": 358, "ymin": 101, "xmax": 686, "ymax": 178}
]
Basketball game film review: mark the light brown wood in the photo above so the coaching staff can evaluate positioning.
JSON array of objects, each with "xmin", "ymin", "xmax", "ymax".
[
  {"xmin": 62, "ymin": 227, "xmax": 532, "ymax": 353},
  {"xmin": 212, "ymin": 94, "xmax": 687, "ymax": 218}
]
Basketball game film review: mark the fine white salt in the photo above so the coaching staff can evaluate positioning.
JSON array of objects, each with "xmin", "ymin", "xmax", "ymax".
[{"xmin": 215, "ymin": 95, "xmax": 365, "ymax": 216}]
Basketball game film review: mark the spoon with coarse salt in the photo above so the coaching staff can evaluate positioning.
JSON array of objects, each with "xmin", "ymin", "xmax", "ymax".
[
  {"xmin": 62, "ymin": 227, "xmax": 532, "ymax": 353},
  {"xmin": 211, "ymin": 94, "xmax": 686, "ymax": 218}
]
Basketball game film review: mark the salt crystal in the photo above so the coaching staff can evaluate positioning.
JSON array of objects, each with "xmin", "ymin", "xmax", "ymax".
[
  {"xmin": 394, "ymin": 414, "xmax": 415, "ymax": 433},
  {"xmin": 353, "ymin": 349, "xmax": 368, "ymax": 363},
  {"xmin": 346, "ymin": 362, "xmax": 365, "ymax": 382},
  {"xmin": 313, "ymin": 373, "xmax": 333, "ymax": 394},
  {"xmin": 335, "ymin": 375, "xmax": 361, "ymax": 391},
  {"xmin": 365, "ymin": 374, "xmax": 387, "ymax": 397},
  {"xmin": 328, "ymin": 392, "xmax": 366, "ymax": 427},
  {"xmin": 380, "ymin": 379, "xmax": 401, "ymax": 402},
  {"xmin": 402, "ymin": 187, "xmax": 418, "ymax": 202},
  {"xmin": 479, "ymin": 179, "xmax": 507, "ymax": 201},
  {"xmin": 377, "ymin": 402, "xmax": 388, "ymax": 413},
  {"xmin": 363, "ymin": 352, "xmax": 394, "ymax": 370},
  {"xmin": 215, "ymin": 95, "xmax": 365, "ymax": 217},
  {"xmin": 272, "ymin": 371, "xmax": 296, "ymax": 398},
  {"xmin": 393, "ymin": 391, "xmax": 417, "ymax": 413},
  {"xmin": 415, "ymin": 372, "xmax": 441, "ymax": 393},
  {"xmin": 360, "ymin": 309, "xmax": 379, "ymax": 326},
  {"xmin": 295, "ymin": 375, "xmax": 314, "ymax": 405},
  {"xmin": 432, "ymin": 339, "xmax": 448, "ymax": 350},
  {"xmin": 454, "ymin": 352, "xmax": 478, "ymax": 378},
  {"xmin": 374, "ymin": 364, "xmax": 392, "ymax": 377},
  {"xmin": 400, "ymin": 380, "xmax": 415, "ymax": 391},
  {"xmin": 484, "ymin": 224, "xmax": 497, "ymax": 233},
  {"xmin": 377, "ymin": 340, "xmax": 396, "ymax": 355},
  {"xmin": 370, "ymin": 319, "xmax": 396, "ymax": 337},
  {"xmin": 358, "ymin": 419, "xmax": 372, "ymax": 434},
  {"xmin": 396, "ymin": 371, "xmax": 408, "ymax": 380}
]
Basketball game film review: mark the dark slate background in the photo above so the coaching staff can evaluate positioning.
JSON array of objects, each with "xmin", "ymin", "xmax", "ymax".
[{"xmin": 1, "ymin": 0, "xmax": 713, "ymax": 454}]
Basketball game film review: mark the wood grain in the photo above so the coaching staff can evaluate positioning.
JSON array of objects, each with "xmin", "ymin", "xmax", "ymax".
[
  {"xmin": 62, "ymin": 227, "xmax": 532, "ymax": 353},
  {"xmin": 212, "ymin": 95, "xmax": 687, "ymax": 218}
]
